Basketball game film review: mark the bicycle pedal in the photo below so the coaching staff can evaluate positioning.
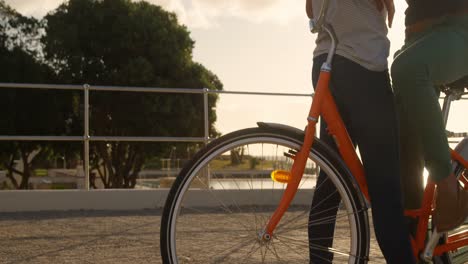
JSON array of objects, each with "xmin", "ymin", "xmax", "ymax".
[{"xmin": 271, "ymin": 170, "xmax": 292, "ymax": 183}]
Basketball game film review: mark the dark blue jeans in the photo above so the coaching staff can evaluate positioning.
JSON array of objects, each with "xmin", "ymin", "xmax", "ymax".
[{"xmin": 308, "ymin": 54, "xmax": 415, "ymax": 263}]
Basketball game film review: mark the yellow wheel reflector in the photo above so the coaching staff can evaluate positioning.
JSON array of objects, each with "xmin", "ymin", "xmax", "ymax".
[{"xmin": 271, "ymin": 170, "xmax": 292, "ymax": 183}]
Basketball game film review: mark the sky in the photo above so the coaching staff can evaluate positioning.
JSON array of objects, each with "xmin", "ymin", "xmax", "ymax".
[{"xmin": 4, "ymin": 0, "xmax": 468, "ymax": 140}]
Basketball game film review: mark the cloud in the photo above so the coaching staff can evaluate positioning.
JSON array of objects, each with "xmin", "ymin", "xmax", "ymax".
[
  {"xmin": 140, "ymin": 0, "xmax": 303, "ymax": 28},
  {"xmin": 5, "ymin": 0, "xmax": 302, "ymax": 28},
  {"xmin": 4, "ymin": 0, "xmax": 64, "ymax": 18}
]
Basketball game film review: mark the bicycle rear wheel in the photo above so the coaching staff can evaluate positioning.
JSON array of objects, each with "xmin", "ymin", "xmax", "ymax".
[
  {"xmin": 435, "ymin": 137, "xmax": 468, "ymax": 264},
  {"xmin": 160, "ymin": 124, "xmax": 370, "ymax": 263}
]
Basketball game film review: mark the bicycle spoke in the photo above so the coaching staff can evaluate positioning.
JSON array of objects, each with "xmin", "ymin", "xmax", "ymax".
[
  {"xmin": 268, "ymin": 242, "xmax": 290, "ymax": 264},
  {"xmin": 277, "ymin": 235, "xmax": 358, "ymax": 260},
  {"xmin": 186, "ymin": 176, "xmax": 253, "ymax": 232},
  {"xmin": 212, "ymin": 238, "xmax": 257, "ymax": 263},
  {"xmin": 306, "ymin": 209, "xmax": 364, "ymax": 228},
  {"xmin": 238, "ymin": 240, "xmax": 263, "ymax": 263},
  {"xmin": 210, "ymin": 175, "xmax": 254, "ymax": 231},
  {"xmin": 272, "ymin": 235, "xmax": 313, "ymax": 261},
  {"xmin": 308, "ymin": 189, "xmax": 339, "ymax": 213},
  {"xmin": 276, "ymin": 207, "xmax": 353, "ymax": 235},
  {"xmin": 275, "ymin": 182, "xmax": 339, "ymax": 233},
  {"xmin": 260, "ymin": 242, "xmax": 267, "ymax": 263}
]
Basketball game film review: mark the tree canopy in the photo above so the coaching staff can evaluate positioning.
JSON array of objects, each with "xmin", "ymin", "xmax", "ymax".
[
  {"xmin": 41, "ymin": 0, "xmax": 223, "ymax": 188},
  {"xmin": 0, "ymin": 1, "xmax": 73, "ymax": 189},
  {"xmin": 0, "ymin": 0, "xmax": 223, "ymax": 189}
]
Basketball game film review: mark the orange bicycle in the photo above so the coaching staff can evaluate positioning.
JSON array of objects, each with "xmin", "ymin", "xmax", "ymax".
[{"xmin": 160, "ymin": 1, "xmax": 468, "ymax": 263}]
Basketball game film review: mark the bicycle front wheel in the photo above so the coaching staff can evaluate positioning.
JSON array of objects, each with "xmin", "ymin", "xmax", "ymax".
[{"xmin": 160, "ymin": 124, "xmax": 370, "ymax": 263}]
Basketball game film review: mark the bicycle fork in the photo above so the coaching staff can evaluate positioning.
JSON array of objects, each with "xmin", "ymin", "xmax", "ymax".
[
  {"xmin": 260, "ymin": 69, "xmax": 328, "ymax": 240},
  {"xmin": 260, "ymin": 20, "xmax": 370, "ymax": 241},
  {"xmin": 261, "ymin": 65, "xmax": 370, "ymax": 241},
  {"xmin": 261, "ymin": 101, "xmax": 319, "ymax": 241}
]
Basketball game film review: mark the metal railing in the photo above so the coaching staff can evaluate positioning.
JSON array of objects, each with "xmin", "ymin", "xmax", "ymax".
[{"xmin": 0, "ymin": 83, "xmax": 313, "ymax": 190}]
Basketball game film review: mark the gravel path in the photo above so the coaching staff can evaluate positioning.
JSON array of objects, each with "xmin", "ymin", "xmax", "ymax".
[{"xmin": 0, "ymin": 210, "xmax": 384, "ymax": 264}]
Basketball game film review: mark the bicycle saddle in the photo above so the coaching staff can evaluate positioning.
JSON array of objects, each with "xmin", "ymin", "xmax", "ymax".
[{"xmin": 441, "ymin": 75, "xmax": 468, "ymax": 99}]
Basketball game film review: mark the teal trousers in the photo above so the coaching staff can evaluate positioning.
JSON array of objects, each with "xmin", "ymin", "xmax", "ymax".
[{"xmin": 391, "ymin": 14, "xmax": 468, "ymax": 209}]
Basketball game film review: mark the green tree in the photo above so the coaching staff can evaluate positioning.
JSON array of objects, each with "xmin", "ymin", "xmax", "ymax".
[
  {"xmin": 230, "ymin": 147, "xmax": 245, "ymax": 166},
  {"xmin": 43, "ymin": 0, "xmax": 223, "ymax": 188},
  {"xmin": 0, "ymin": 0, "xmax": 72, "ymax": 189}
]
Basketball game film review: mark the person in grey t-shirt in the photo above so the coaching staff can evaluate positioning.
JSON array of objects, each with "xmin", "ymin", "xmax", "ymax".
[{"xmin": 306, "ymin": 0, "xmax": 415, "ymax": 263}]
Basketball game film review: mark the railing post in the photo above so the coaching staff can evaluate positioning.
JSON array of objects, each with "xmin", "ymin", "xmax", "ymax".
[
  {"xmin": 203, "ymin": 88, "xmax": 209, "ymax": 144},
  {"xmin": 84, "ymin": 84, "xmax": 90, "ymax": 190},
  {"xmin": 203, "ymin": 88, "xmax": 210, "ymax": 188}
]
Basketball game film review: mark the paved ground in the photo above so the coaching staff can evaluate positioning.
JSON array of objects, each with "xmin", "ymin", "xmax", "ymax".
[
  {"xmin": 0, "ymin": 210, "xmax": 385, "ymax": 264},
  {"xmin": 0, "ymin": 211, "xmax": 163, "ymax": 264}
]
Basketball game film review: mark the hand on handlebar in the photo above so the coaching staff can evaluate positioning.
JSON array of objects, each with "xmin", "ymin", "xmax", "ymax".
[{"xmin": 374, "ymin": 0, "xmax": 395, "ymax": 28}]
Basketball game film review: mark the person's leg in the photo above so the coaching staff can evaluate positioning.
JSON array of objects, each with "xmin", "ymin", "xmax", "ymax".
[
  {"xmin": 397, "ymin": 98, "xmax": 425, "ymax": 235},
  {"xmin": 392, "ymin": 22, "xmax": 431, "ymax": 217},
  {"xmin": 391, "ymin": 17, "xmax": 468, "ymax": 182},
  {"xmin": 391, "ymin": 15, "xmax": 468, "ymax": 232},
  {"xmin": 330, "ymin": 59, "xmax": 415, "ymax": 263},
  {"xmin": 309, "ymin": 54, "xmax": 415, "ymax": 263},
  {"xmin": 398, "ymin": 111, "xmax": 424, "ymax": 210}
]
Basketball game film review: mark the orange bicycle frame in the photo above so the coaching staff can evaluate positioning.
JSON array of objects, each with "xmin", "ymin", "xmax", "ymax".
[
  {"xmin": 264, "ymin": 62, "xmax": 468, "ymax": 259},
  {"xmin": 406, "ymin": 150, "xmax": 468, "ymax": 257},
  {"xmin": 262, "ymin": 22, "xmax": 468, "ymax": 261}
]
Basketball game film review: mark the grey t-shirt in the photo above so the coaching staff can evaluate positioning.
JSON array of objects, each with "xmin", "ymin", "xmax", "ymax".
[{"xmin": 313, "ymin": 0, "xmax": 390, "ymax": 71}]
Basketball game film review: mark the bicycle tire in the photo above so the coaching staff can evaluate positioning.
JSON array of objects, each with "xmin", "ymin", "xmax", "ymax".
[{"xmin": 160, "ymin": 123, "xmax": 370, "ymax": 263}]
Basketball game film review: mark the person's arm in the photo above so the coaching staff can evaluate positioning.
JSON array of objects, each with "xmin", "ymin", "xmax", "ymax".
[
  {"xmin": 383, "ymin": 0, "xmax": 395, "ymax": 28},
  {"xmin": 374, "ymin": 0, "xmax": 395, "ymax": 27},
  {"xmin": 306, "ymin": 0, "xmax": 313, "ymax": 19}
]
